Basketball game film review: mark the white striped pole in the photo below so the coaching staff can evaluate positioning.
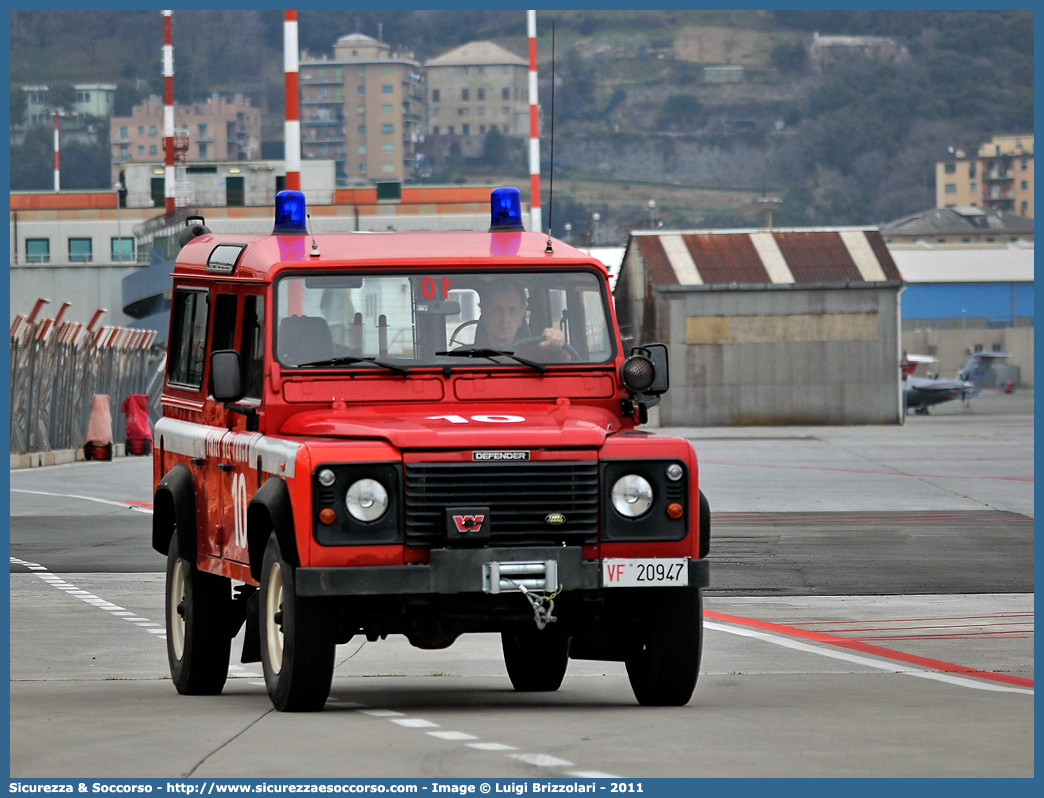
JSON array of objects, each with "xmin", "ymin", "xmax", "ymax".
[
  {"xmin": 162, "ymin": 10, "xmax": 175, "ymax": 214},
  {"xmin": 53, "ymin": 113, "xmax": 60, "ymax": 192},
  {"xmin": 284, "ymin": 10, "xmax": 301, "ymax": 192},
  {"xmin": 527, "ymin": 9, "xmax": 541, "ymax": 233}
]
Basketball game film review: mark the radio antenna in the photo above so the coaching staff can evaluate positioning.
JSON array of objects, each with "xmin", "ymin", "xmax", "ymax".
[
  {"xmin": 307, "ymin": 212, "xmax": 320, "ymax": 257},
  {"xmin": 544, "ymin": 21, "xmax": 556, "ymax": 254}
]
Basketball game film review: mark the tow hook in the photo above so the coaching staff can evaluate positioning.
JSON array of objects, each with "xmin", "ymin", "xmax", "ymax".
[{"xmin": 516, "ymin": 583, "xmax": 559, "ymax": 630}]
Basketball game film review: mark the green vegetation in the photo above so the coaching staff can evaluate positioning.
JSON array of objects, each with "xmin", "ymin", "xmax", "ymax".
[{"xmin": 9, "ymin": 9, "xmax": 1033, "ymax": 233}]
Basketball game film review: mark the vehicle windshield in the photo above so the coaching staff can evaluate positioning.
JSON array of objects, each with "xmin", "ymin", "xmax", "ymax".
[{"xmin": 274, "ymin": 269, "xmax": 615, "ymax": 369}]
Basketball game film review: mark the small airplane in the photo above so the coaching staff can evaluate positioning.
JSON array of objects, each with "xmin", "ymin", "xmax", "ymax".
[{"xmin": 901, "ymin": 351, "xmax": 1010, "ymax": 414}]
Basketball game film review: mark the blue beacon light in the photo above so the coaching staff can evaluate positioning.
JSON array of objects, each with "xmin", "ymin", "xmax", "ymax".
[
  {"xmin": 489, "ymin": 187, "xmax": 525, "ymax": 232},
  {"xmin": 273, "ymin": 189, "xmax": 308, "ymax": 234}
]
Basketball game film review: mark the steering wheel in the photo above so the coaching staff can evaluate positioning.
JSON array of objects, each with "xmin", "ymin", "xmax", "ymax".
[
  {"xmin": 449, "ymin": 319, "xmax": 479, "ymax": 347},
  {"xmin": 511, "ymin": 334, "xmax": 582, "ymax": 363}
]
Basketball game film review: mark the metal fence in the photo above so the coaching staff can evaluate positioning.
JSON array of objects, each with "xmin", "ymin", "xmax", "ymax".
[{"xmin": 10, "ymin": 311, "xmax": 163, "ymax": 455}]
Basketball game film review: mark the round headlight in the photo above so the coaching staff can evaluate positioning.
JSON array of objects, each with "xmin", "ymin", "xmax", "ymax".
[
  {"xmin": 317, "ymin": 468, "xmax": 336, "ymax": 487},
  {"xmin": 665, "ymin": 463, "xmax": 684, "ymax": 482},
  {"xmin": 621, "ymin": 355, "xmax": 655, "ymax": 393},
  {"xmin": 345, "ymin": 478, "xmax": 388, "ymax": 523},
  {"xmin": 611, "ymin": 474, "xmax": 654, "ymax": 518}
]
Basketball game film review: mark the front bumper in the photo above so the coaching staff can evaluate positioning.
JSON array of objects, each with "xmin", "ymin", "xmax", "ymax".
[{"xmin": 295, "ymin": 546, "xmax": 710, "ymax": 597}]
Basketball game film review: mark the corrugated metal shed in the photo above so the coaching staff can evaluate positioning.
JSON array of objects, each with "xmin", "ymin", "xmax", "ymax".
[{"xmin": 626, "ymin": 228, "xmax": 903, "ymax": 287}]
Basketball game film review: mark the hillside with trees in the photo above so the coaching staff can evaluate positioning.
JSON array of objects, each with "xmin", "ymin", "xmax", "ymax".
[{"xmin": 9, "ymin": 9, "xmax": 1033, "ymax": 239}]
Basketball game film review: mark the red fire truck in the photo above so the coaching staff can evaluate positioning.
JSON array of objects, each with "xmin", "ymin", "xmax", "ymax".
[{"xmin": 153, "ymin": 188, "xmax": 710, "ymax": 712}]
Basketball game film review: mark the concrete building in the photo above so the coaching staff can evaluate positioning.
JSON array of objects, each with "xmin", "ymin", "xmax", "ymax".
[
  {"xmin": 19, "ymin": 83, "xmax": 117, "ymax": 126},
  {"xmin": 936, "ymin": 134, "xmax": 1034, "ymax": 219},
  {"xmin": 881, "ymin": 206, "xmax": 1033, "ymax": 245},
  {"xmin": 424, "ymin": 40, "xmax": 530, "ymax": 159},
  {"xmin": 299, "ymin": 33, "xmax": 424, "ymax": 184},
  {"xmin": 616, "ymin": 228, "xmax": 905, "ymax": 426},
  {"xmin": 809, "ymin": 32, "xmax": 910, "ymax": 72},
  {"xmin": 109, "ymin": 94, "xmax": 262, "ymax": 176}
]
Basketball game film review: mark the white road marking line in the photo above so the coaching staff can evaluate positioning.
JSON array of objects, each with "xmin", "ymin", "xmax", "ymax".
[
  {"xmin": 565, "ymin": 772, "xmax": 620, "ymax": 779},
  {"xmin": 109, "ymin": 611, "xmax": 136, "ymax": 616},
  {"xmin": 10, "ymin": 488, "xmax": 153, "ymax": 514},
  {"xmin": 705, "ymin": 620, "xmax": 1034, "ymax": 695},
  {"xmin": 146, "ymin": 629, "xmax": 166, "ymax": 634},
  {"xmin": 427, "ymin": 731, "xmax": 478, "ymax": 741},
  {"xmin": 467, "ymin": 742, "xmax": 518, "ymax": 752},
  {"xmin": 358, "ymin": 709, "xmax": 406, "ymax": 717},
  {"xmin": 249, "ymin": 681, "xmax": 267, "ymax": 686},
  {"xmin": 510, "ymin": 753, "xmax": 575, "ymax": 768},
  {"xmin": 390, "ymin": 718, "xmax": 439, "ymax": 728}
]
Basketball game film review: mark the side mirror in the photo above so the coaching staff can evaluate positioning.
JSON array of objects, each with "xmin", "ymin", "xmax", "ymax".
[
  {"xmin": 211, "ymin": 350, "xmax": 243, "ymax": 403},
  {"xmin": 642, "ymin": 343, "xmax": 669, "ymax": 395}
]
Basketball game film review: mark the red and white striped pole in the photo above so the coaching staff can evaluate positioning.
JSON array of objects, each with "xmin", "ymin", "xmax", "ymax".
[
  {"xmin": 53, "ymin": 112, "xmax": 60, "ymax": 192},
  {"xmin": 527, "ymin": 10, "xmax": 541, "ymax": 233},
  {"xmin": 284, "ymin": 10, "xmax": 301, "ymax": 192},
  {"xmin": 162, "ymin": 10, "xmax": 175, "ymax": 214}
]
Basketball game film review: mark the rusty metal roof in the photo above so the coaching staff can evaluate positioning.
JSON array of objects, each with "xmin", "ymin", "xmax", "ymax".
[{"xmin": 626, "ymin": 228, "xmax": 903, "ymax": 288}]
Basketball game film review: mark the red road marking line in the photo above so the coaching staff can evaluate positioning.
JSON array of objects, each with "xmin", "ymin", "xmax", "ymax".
[
  {"xmin": 705, "ymin": 609, "xmax": 1034, "ymax": 688},
  {"xmin": 125, "ymin": 501, "xmax": 153, "ymax": 508}
]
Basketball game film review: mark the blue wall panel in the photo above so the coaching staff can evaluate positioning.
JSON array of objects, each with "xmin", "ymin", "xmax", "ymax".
[{"xmin": 901, "ymin": 282, "xmax": 1034, "ymax": 321}]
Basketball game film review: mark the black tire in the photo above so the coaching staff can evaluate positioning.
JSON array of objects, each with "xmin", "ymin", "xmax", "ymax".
[
  {"xmin": 625, "ymin": 587, "xmax": 703, "ymax": 706},
  {"xmin": 259, "ymin": 534, "xmax": 336, "ymax": 711},
  {"xmin": 165, "ymin": 535, "xmax": 231, "ymax": 695},
  {"xmin": 502, "ymin": 626, "xmax": 570, "ymax": 691}
]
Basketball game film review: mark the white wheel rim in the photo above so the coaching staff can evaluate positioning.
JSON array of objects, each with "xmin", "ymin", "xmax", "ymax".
[
  {"xmin": 264, "ymin": 561, "xmax": 285, "ymax": 676},
  {"xmin": 169, "ymin": 558, "xmax": 187, "ymax": 660}
]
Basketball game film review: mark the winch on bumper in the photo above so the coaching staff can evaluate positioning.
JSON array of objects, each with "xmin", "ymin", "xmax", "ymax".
[{"xmin": 294, "ymin": 546, "xmax": 710, "ymax": 597}]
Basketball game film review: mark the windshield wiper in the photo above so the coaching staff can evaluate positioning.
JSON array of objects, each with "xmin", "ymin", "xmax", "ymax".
[
  {"xmin": 295, "ymin": 355, "xmax": 410, "ymax": 375},
  {"xmin": 435, "ymin": 347, "xmax": 546, "ymax": 374}
]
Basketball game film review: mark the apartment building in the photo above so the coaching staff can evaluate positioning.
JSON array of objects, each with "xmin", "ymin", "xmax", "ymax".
[
  {"xmin": 19, "ymin": 83, "xmax": 117, "ymax": 126},
  {"xmin": 936, "ymin": 134, "xmax": 1034, "ymax": 219},
  {"xmin": 299, "ymin": 33, "xmax": 423, "ymax": 184},
  {"xmin": 424, "ymin": 40, "xmax": 531, "ymax": 158},
  {"xmin": 109, "ymin": 94, "xmax": 262, "ymax": 176}
]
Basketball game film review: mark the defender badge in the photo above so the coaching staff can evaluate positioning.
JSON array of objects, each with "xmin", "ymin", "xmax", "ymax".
[
  {"xmin": 473, "ymin": 450, "xmax": 530, "ymax": 461},
  {"xmin": 544, "ymin": 513, "xmax": 567, "ymax": 526}
]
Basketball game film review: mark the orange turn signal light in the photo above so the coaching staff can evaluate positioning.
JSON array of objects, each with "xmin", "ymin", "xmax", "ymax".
[
  {"xmin": 666, "ymin": 502, "xmax": 684, "ymax": 520},
  {"xmin": 319, "ymin": 508, "xmax": 337, "ymax": 524}
]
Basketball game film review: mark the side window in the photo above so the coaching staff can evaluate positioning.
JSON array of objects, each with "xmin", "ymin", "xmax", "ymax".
[
  {"xmin": 241, "ymin": 295, "xmax": 265, "ymax": 400},
  {"xmin": 167, "ymin": 289, "xmax": 210, "ymax": 390},
  {"xmin": 209, "ymin": 293, "xmax": 239, "ymax": 397}
]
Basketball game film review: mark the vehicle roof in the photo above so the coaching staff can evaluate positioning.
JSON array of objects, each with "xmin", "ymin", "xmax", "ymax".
[{"xmin": 173, "ymin": 230, "xmax": 609, "ymax": 281}]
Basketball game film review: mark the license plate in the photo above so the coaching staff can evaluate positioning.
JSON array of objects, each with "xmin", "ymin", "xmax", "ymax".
[{"xmin": 602, "ymin": 558, "xmax": 689, "ymax": 587}]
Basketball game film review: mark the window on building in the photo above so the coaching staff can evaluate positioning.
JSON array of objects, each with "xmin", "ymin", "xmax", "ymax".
[
  {"xmin": 944, "ymin": 184, "xmax": 956, "ymax": 194},
  {"xmin": 382, "ymin": 124, "xmax": 394, "ymax": 133},
  {"xmin": 382, "ymin": 104, "xmax": 393, "ymax": 113},
  {"xmin": 447, "ymin": 126, "xmax": 455, "ymax": 135},
  {"xmin": 969, "ymin": 162, "xmax": 976, "ymax": 177},
  {"xmin": 199, "ymin": 143, "xmax": 207, "ymax": 158},
  {"xmin": 432, "ymin": 89, "xmax": 440, "ymax": 102},
  {"xmin": 973, "ymin": 344, "xmax": 984, "ymax": 353},
  {"xmin": 198, "ymin": 123, "xmax": 207, "ymax": 137},
  {"xmin": 1021, "ymin": 201, "xmax": 1028, "ymax": 215},
  {"xmin": 382, "ymin": 163, "xmax": 395, "ymax": 173},
  {"xmin": 1021, "ymin": 180, "xmax": 1028, "ymax": 190},
  {"xmin": 167, "ymin": 289, "xmax": 209, "ymax": 390},
  {"xmin": 382, "ymin": 65, "xmax": 393, "ymax": 75},
  {"xmin": 149, "ymin": 125, "xmax": 157, "ymax": 135},
  {"xmin": 382, "ymin": 85, "xmax": 394, "ymax": 94},
  {"xmin": 357, "ymin": 66, "xmax": 365, "ymax": 75},
  {"xmin": 970, "ymin": 182, "xmax": 976, "ymax": 192},
  {"xmin": 68, "ymin": 238, "xmax": 93, "ymax": 263},
  {"xmin": 138, "ymin": 145, "xmax": 145, "ymax": 155},
  {"xmin": 318, "ymin": 88, "xmax": 329, "ymax": 100},
  {"xmin": 993, "ymin": 343, "xmax": 1004, "ymax": 352},
  {"xmin": 1022, "ymin": 159, "xmax": 1028, "ymax": 170},
  {"xmin": 111, "ymin": 237, "xmax": 134, "ymax": 262},
  {"xmin": 358, "ymin": 145, "xmax": 367, "ymax": 153},
  {"xmin": 479, "ymin": 125, "xmax": 486, "ymax": 134},
  {"xmin": 358, "ymin": 85, "xmax": 365, "ymax": 94},
  {"xmin": 25, "ymin": 239, "xmax": 49, "ymax": 264},
  {"xmin": 138, "ymin": 126, "xmax": 144, "ymax": 135},
  {"xmin": 360, "ymin": 163, "xmax": 367, "ymax": 173},
  {"xmin": 502, "ymin": 88, "xmax": 510, "ymax": 100},
  {"xmin": 358, "ymin": 125, "xmax": 366, "ymax": 134},
  {"xmin": 944, "ymin": 163, "xmax": 956, "ymax": 174},
  {"xmin": 150, "ymin": 144, "xmax": 157, "ymax": 155},
  {"xmin": 432, "ymin": 126, "xmax": 440, "ymax": 135},
  {"xmin": 490, "ymin": 124, "xmax": 498, "ymax": 133},
  {"xmin": 382, "ymin": 143, "xmax": 394, "ymax": 152},
  {"xmin": 119, "ymin": 126, "xmax": 128, "ymax": 139},
  {"xmin": 120, "ymin": 145, "xmax": 129, "ymax": 159},
  {"xmin": 477, "ymin": 88, "xmax": 485, "ymax": 101},
  {"xmin": 462, "ymin": 89, "xmax": 469, "ymax": 101},
  {"xmin": 357, "ymin": 106, "xmax": 366, "ymax": 115},
  {"xmin": 462, "ymin": 123, "xmax": 470, "ymax": 136},
  {"xmin": 458, "ymin": 108, "xmax": 468, "ymax": 116}
]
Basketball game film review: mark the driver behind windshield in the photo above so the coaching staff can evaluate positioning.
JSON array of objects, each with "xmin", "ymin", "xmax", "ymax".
[{"xmin": 473, "ymin": 279, "xmax": 569, "ymax": 361}]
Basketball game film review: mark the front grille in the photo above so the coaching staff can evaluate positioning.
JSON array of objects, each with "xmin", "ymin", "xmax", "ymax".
[{"xmin": 404, "ymin": 461, "xmax": 599, "ymax": 547}]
